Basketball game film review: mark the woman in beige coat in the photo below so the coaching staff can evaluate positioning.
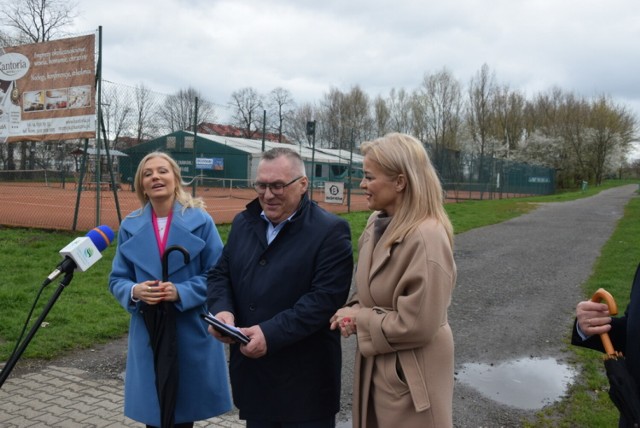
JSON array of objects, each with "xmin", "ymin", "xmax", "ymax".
[{"xmin": 331, "ymin": 133, "xmax": 456, "ymax": 428}]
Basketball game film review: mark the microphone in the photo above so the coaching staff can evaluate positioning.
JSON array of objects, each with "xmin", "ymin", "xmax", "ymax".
[{"xmin": 43, "ymin": 225, "xmax": 115, "ymax": 286}]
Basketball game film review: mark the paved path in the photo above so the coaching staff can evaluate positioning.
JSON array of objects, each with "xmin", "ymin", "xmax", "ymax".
[
  {"xmin": 1, "ymin": 185, "xmax": 637, "ymax": 427},
  {"xmin": 448, "ymin": 184, "xmax": 638, "ymax": 426},
  {"xmin": 0, "ymin": 365, "xmax": 243, "ymax": 427}
]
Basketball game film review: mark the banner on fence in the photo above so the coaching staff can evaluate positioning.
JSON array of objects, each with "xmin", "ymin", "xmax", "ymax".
[{"xmin": 0, "ymin": 34, "xmax": 96, "ymax": 143}]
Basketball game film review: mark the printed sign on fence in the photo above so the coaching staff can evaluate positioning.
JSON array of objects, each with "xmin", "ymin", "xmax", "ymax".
[
  {"xmin": 0, "ymin": 34, "xmax": 96, "ymax": 143},
  {"xmin": 324, "ymin": 181, "xmax": 344, "ymax": 204}
]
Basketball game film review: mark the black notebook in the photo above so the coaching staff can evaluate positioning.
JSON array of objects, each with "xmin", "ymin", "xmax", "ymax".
[{"xmin": 201, "ymin": 312, "xmax": 250, "ymax": 344}]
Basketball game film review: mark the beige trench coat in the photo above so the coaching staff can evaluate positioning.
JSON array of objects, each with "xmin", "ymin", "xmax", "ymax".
[{"xmin": 348, "ymin": 214, "xmax": 456, "ymax": 428}]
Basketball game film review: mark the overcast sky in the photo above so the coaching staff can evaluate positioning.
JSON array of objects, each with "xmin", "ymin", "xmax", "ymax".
[{"xmin": 71, "ymin": 0, "xmax": 640, "ymax": 151}]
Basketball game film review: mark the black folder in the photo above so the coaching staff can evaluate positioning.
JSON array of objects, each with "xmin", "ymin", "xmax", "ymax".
[{"xmin": 201, "ymin": 312, "xmax": 250, "ymax": 344}]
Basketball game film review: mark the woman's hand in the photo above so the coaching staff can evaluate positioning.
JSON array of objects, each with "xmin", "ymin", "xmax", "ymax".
[
  {"xmin": 156, "ymin": 280, "xmax": 179, "ymax": 302},
  {"xmin": 330, "ymin": 305, "xmax": 360, "ymax": 338},
  {"xmin": 133, "ymin": 280, "xmax": 162, "ymax": 305},
  {"xmin": 132, "ymin": 280, "xmax": 179, "ymax": 304}
]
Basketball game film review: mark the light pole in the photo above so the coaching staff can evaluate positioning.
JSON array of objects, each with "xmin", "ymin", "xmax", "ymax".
[{"xmin": 306, "ymin": 120, "xmax": 316, "ymax": 201}]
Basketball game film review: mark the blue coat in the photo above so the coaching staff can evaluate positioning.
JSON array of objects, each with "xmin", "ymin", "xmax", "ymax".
[
  {"xmin": 207, "ymin": 195, "xmax": 353, "ymax": 422},
  {"xmin": 572, "ymin": 263, "xmax": 640, "ymax": 427},
  {"xmin": 110, "ymin": 202, "xmax": 232, "ymax": 426}
]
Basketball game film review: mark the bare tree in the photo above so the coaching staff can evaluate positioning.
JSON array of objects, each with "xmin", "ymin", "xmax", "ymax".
[
  {"xmin": 526, "ymin": 88, "xmax": 577, "ymax": 187},
  {"xmin": 417, "ymin": 68, "xmax": 463, "ymax": 152},
  {"xmin": 101, "ymin": 88, "xmax": 131, "ymax": 151},
  {"xmin": 287, "ymin": 102, "xmax": 316, "ymax": 147},
  {"xmin": 0, "ymin": 28, "xmax": 16, "ymax": 46},
  {"xmin": 318, "ymin": 87, "xmax": 345, "ymax": 148},
  {"xmin": 342, "ymin": 85, "xmax": 373, "ymax": 148},
  {"xmin": 588, "ymin": 95, "xmax": 637, "ymax": 184},
  {"xmin": 1, "ymin": 0, "xmax": 78, "ymax": 43},
  {"xmin": 229, "ymin": 87, "xmax": 263, "ymax": 138},
  {"xmin": 134, "ymin": 83, "xmax": 156, "ymax": 143},
  {"xmin": 266, "ymin": 87, "xmax": 295, "ymax": 143},
  {"xmin": 493, "ymin": 85, "xmax": 525, "ymax": 158},
  {"xmin": 387, "ymin": 87, "xmax": 413, "ymax": 134},
  {"xmin": 317, "ymin": 86, "xmax": 372, "ymax": 149},
  {"xmin": 158, "ymin": 87, "xmax": 216, "ymax": 132},
  {"xmin": 372, "ymin": 94, "xmax": 390, "ymax": 137},
  {"xmin": 467, "ymin": 64, "xmax": 497, "ymax": 157}
]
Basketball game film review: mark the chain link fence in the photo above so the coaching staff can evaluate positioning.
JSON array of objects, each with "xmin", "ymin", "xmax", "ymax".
[
  {"xmin": 0, "ymin": 77, "xmax": 555, "ymax": 231},
  {"xmin": 0, "ymin": 149, "xmax": 554, "ymax": 232}
]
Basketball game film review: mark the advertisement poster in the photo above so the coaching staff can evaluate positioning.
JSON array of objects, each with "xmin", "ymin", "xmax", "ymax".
[{"xmin": 0, "ymin": 34, "xmax": 96, "ymax": 143}]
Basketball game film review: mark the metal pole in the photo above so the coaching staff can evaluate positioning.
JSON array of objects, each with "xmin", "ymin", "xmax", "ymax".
[
  {"xmin": 192, "ymin": 97, "xmax": 198, "ymax": 197},
  {"xmin": 347, "ymin": 129, "xmax": 353, "ymax": 213},
  {"xmin": 261, "ymin": 109, "xmax": 266, "ymax": 152},
  {"xmin": 95, "ymin": 26, "xmax": 103, "ymax": 225},
  {"xmin": 310, "ymin": 121, "xmax": 316, "ymax": 202}
]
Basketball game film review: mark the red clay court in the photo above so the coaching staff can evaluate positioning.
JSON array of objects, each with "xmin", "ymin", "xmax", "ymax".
[
  {"xmin": 0, "ymin": 183, "xmax": 372, "ymax": 231},
  {"xmin": 0, "ymin": 181, "xmax": 524, "ymax": 232}
]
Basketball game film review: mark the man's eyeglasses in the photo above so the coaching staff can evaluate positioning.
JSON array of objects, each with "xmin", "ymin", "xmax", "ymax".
[{"xmin": 253, "ymin": 176, "xmax": 303, "ymax": 195}]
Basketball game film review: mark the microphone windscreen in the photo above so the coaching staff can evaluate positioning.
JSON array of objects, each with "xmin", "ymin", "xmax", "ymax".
[{"xmin": 86, "ymin": 225, "xmax": 115, "ymax": 252}]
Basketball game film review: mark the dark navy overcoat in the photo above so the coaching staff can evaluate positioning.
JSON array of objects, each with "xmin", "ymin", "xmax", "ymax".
[{"xmin": 207, "ymin": 195, "xmax": 353, "ymax": 422}]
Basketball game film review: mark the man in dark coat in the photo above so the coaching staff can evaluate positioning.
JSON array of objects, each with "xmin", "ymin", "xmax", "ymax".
[
  {"xmin": 572, "ymin": 263, "xmax": 640, "ymax": 428},
  {"xmin": 207, "ymin": 147, "xmax": 353, "ymax": 428}
]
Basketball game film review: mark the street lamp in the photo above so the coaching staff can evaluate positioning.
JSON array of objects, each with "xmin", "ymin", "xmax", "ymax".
[{"xmin": 306, "ymin": 120, "xmax": 316, "ymax": 201}]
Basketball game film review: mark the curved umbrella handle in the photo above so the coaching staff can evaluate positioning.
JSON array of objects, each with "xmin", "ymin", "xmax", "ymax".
[
  {"xmin": 590, "ymin": 288, "xmax": 618, "ymax": 356},
  {"xmin": 162, "ymin": 245, "xmax": 191, "ymax": 282}
]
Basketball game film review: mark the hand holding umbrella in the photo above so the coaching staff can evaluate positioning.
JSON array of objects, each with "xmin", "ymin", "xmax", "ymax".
[
  {"xmin": 143, "ymin": 245, "xmax": 190, "ymax": 428},
  {"xmin": 591, "ymin": 288, "xmax": 640, "ymax": 427}
]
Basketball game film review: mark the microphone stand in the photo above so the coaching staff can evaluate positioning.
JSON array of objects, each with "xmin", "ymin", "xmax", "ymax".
[{"xmin": 0, "ymin": 271, "xmax": 74, "ymax": 388}]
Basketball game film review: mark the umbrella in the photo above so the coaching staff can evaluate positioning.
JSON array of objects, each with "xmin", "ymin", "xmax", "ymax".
[
  {"xmin": 591, "ymin": 288, "xmax": 640, "ymax": 427},
  {"xmin": 143, "ymin": 245, "xmax": 190, "ymax": 428}
]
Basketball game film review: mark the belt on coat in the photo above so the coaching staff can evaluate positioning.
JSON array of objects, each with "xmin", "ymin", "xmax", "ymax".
[{"xmin": 398, "ymin": 349, "xmax": 430, "ymax": 412}]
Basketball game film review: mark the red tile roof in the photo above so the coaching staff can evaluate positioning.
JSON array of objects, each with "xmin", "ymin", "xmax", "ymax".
[{"xmin": 197, "ymin": 122, "xmax": 289, "ymax": 143}]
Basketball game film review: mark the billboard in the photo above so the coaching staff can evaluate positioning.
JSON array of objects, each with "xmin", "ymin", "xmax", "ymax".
[{"xmin": 0, "ymin": 34, "xmax": 96, "ymax": 143}]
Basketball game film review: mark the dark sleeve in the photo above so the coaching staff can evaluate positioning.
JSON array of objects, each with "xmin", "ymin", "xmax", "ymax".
[
  {"xmin": 260, "ymin": 218, "xmax": 354, "ymax": 354},
  {"xmin": 207, "ymin": 231, "xmax": 236, "ymax": 316},
  {"xmin": 571, "ymin": 312, "xmax": 628, "ymax": 354}
]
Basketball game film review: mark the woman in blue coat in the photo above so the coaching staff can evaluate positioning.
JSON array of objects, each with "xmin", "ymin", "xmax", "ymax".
[{"xmin": 109, "ymin": 151, "xmax": 232, "ymax": 427}]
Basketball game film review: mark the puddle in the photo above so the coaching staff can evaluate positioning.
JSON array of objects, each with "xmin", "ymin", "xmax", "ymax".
[{"xmin": 456, "ymin": 357, "xmax": 577, "ymax": 410}]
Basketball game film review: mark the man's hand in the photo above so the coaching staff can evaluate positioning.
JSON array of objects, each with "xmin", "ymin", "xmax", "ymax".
[
  {"xmin": 207, "ymin": 311, "xmax": 236, "ymax": 344},
  {"xmin": 576, "ymin": 300, "xmax": 612, "ymax": 337},
  {"xmin": 239, "ymin": 325, "xmax": 267, "ymax": 358}
]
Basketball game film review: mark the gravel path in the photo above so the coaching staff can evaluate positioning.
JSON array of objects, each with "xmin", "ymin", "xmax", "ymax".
[
  {"xmin": 10, "ymin": 184, "xmax": 638, "ymax": 427},
  {"xmin": 448, "ymin": 184, "xmax": 637, "ymax": 426}
]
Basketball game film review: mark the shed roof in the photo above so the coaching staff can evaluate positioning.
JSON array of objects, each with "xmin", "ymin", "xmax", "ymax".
[
  {"xmin": 70, "ymin": 147, "xmax": 128, "ymax": 157},
  {"xmin": 187, "ymin": 132, "xmax": 363, "ymax": 165}
]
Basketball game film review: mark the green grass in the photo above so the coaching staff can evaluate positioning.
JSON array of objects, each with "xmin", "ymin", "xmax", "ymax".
[{"xmin": 1, "ymin": 180, "xmax": 638, "ymax": 427}]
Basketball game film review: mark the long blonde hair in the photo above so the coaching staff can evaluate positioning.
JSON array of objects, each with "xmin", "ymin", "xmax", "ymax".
[
  {"xmin": 134, "ymin": 151, "xmax": 206, "ymax": 212},
  {"xmin": 360, "ymin": 133, "xmax": 453, "ymax": 248}
]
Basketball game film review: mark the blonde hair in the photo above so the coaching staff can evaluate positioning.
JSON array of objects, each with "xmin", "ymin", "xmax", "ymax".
[
  {"xmin": 134, "ymin": 151, "xmax": 206, "ymax": 212},
  {"xmin": 360, "ymin": 133, "xmax": 453, "ymax": 248}
]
